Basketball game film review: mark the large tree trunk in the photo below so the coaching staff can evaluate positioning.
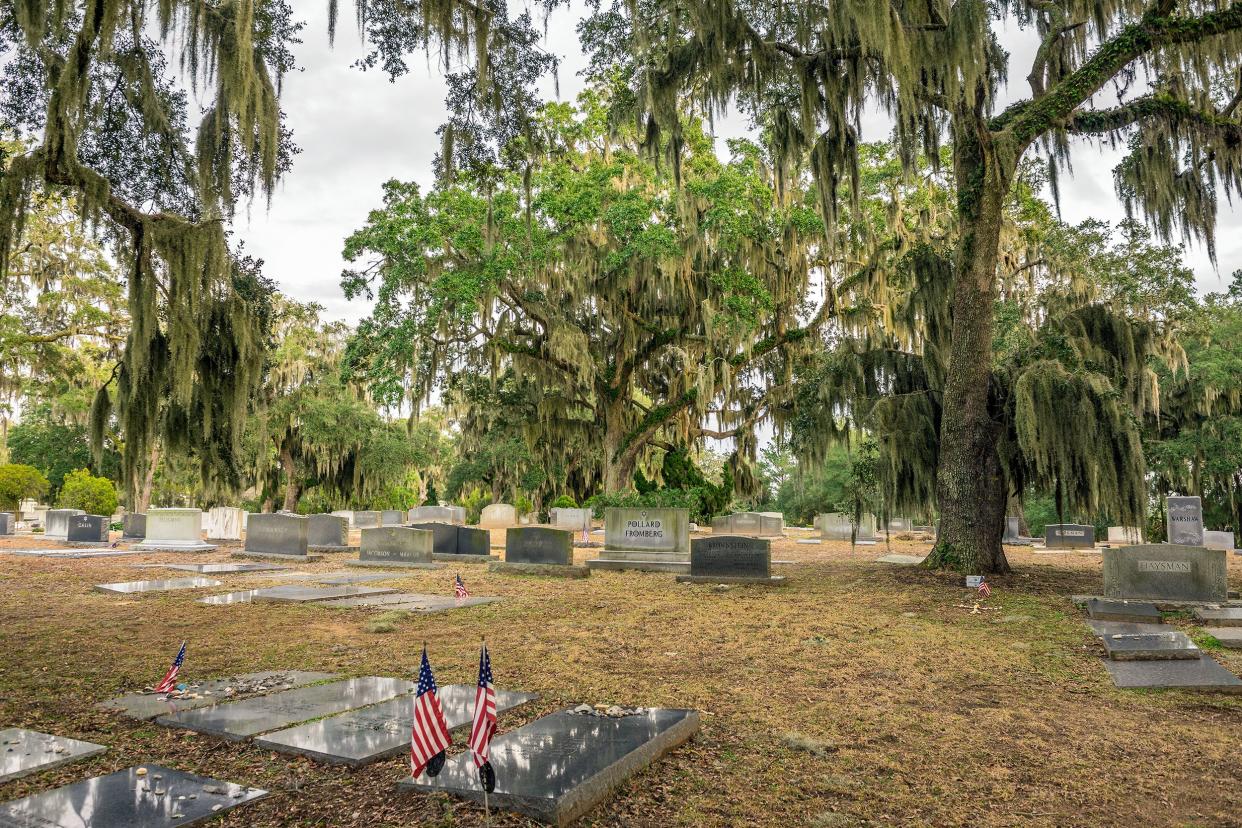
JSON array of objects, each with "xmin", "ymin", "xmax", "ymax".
[
  {"xmin": 926, "ymin": 124, "xmax": 1012, "ymax": 574},
  {"xmin": 280, "ymin": 446, "xmax": 301, "ymax": 513},
  {"xmin": 602, "ymin": 399, "xmax": 637, "ymax": 493},
  {"xmin": 135, "ymin": 441, "xmax": 160, "ymax": 513}
]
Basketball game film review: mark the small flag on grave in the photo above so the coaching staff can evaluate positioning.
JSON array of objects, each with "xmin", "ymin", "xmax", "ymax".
[
  {"xmin": 410, "ymin": 646, "xmax": 452, "ymax": 778},
  {"xmin": 469, "ymin": 641, "xmax": 498, "ymax": 792},
  {"xmin": 153, "ymin": 641, "xmax": 186, "ymax": 694},
  {"xmin": 977, "ymin": 579, "xmax": 992, "ymax": 599},
  {"xmin": 454, "ymin": 572, "xmax": 470, "ymax": 599}
]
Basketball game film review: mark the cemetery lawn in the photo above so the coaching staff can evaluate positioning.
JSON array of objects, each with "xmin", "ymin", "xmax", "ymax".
[{"xmin": 1, "ymin": 535, "xmax": 1241, "ymax": 827}]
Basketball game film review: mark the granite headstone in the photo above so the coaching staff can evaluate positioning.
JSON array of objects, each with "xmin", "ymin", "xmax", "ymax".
[
  {"xmin": 1166, "ymin": 495, "xmax": 1204, "ymax": 546},
  {"xmin": 1045, "ymin": 524, "xmax": 1095, "ymax": 549},
  {"xmin": 1103, "ymin": 544, "xmax": 1228, "ymax": 603},
  {"xmin": 66, "ymin": 513, "xmax": 108, "ymax": 544},
  {"xmin": 122, "ymin": 512, "xmax": 147, "ymax": 540},
  {"xmin": 308, "ymin": 514, "xmax": 352, "ymax": 550},
  {"xmin": 243, "ymin": 512, "xmax": 310, "ymax": 558},
  {"xmin": 44, "ymin": 508, "xmax": 85, "ymax": 540},
  {"xmin": 354, "ymin": 526, "xmax": 435, "ymax": 568},
  {"xmin": 505, "ymin": 526, "xmax": 573, "ymax": 565},
  {"xmin": 678, "ymin": 535, "xmax": 784, "ymax": 585}
]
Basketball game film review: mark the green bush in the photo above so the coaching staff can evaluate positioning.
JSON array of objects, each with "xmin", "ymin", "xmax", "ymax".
[
  {"xmin": 515, "ymin": 494, "xmax": 533, "ymax": 516},
  {"xmin": 56, "ymin": 469, "xmax": 118, "ymax": 516},
  {"xmin": 422, "ymin": 482, "xmax": 439, "ymax": 506},
  {"xmin": 550, "ymin": 494, "xmax": 578, "ymax": 509},
  {"xmin": 0, "ymin": 464, "xmax": 50, "ymax": 511}
]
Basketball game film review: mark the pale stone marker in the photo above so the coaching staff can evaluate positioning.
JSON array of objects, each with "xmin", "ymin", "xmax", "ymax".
[
  {"xmin": 408, "ymin": 505, "xmax": 461, "ymax": 524},
  {"xmin": 0, "ymin": 512, "xmax": 14, "ymax": 535},
  {"xmin": 205, "ymin": 506, "xmax": 244, "ymax": 541},
  {"xmin": 44, "ymin": 508, "xmax": 85, "ymax": 540},
  {"xmin": 1202, "ymin": 530, "xmax": 1235, "ymax": 552},
  {"xmin": 1107, "ymin": 526, "xmax": 1144, "ymax": 545},
  {"xmin": 480, "ymin": 503, "xmax": 518, "ymax": 527},
  {"xmin": 551, "ymin": 507, "xmax": 592, "ymax": 533},
  {"xmin": 816, "ymin": 512, "xmax": 852, "ymax": 540},
  {"xmin": 1166, "ymin": 495, "xmax": 1204, "ymax": 546},
  {"xmin": 135, "ymin": 508, "xmax": 215, "ymax": 552},
  {"xmin": 711, "ymin": 512, "xmax": 782, "ymax": 537},
  {"xmin": 588, "ymin": 507, "xmax": 691, "ymax": 573},
  {"xmin": 1103, "ymin": 544, "xmax": 1228, "ymax": 603},
  {"xmin": 354, "ymin": 510, "xmax": 382, "ymax": 529},
  {"xmin": 380, "ymin": 509, "xmax": 404, "ymax": 526}
]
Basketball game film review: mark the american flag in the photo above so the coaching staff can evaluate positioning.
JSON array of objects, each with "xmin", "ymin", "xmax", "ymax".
[
  {"xmin": 468, "ymin": 642, "xmax": 497, "ymax": 769},
  {"xmin": 454, "ymin": 573, "xmax": 470, "ymax": 599},
  {"xmin": 409, "ymin": 647, "xmax": 452, "ymax": 778},
  {"xmin": 977, "ymin": 579, "xmax": 992, "ymax": 598},
  {"xmin": 153, "ymin": 641, "xmax": 186, "ymax": 694}
]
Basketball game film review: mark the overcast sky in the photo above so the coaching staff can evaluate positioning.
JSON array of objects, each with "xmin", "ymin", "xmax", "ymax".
[{"xmin": 236, "ymin": 4, "xmax": 1242, "ymax": 326}]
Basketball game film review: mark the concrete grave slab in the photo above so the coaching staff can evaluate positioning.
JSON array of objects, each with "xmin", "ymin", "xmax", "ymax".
[
  {"xmin": 1202, "ymin": 627, "xmax": 1242, "ymax": 648},
  {"xmin": 397, "ymin": 708, "xmax": 700, "ymax": 826},
  {"xmin": 157, "ymin": 676, "xmax": 413, "ymax": 740},
  {"xmin": 1192, "ymin": 607, "xmax": 1242, "ymax": 627},
  {"xmin": 157, "ymin": 562, "xmax": 286, "ymax": 574},
  {"xmin": 313, "ymin": 593, "xmax": 499, "ymax": 611},
  {"xmin": 97, "ymin": 671, "xmax": 338, "ymax": 720},
  {"xmin": 196, "ymin": 590, "xmax": 262, "ymax": 605},
  {"xmin": 1086, "ymin": 620, "xmax": 1169, "ymax": 638},
  {"xmin": 94, "ymin": 578, "xmax": 222, "ymax": 594},
  {"xmin": 3, "ymin": 549, "xmax": 143, "ymax": 558},
  {"xmin": 0, "ymin": 728, "xmax": 106, "ymax": 783},
  {"xmin": 875, "ymin": 554, "xmax": 926, "ymax": 565},
  {"xmin": 315, "ymin": 572, "xmax": 401, "ymax": 585},
  {"xmin": 249, "ymin": 585, "xmax": 399, "ymax": 604},
  {"xmin": 1103, "ymin": 654, "xmax": 1242, "ymax": 693},
  {"xmin": 1101, "ymin": 631, "xmax": 1200, "ymax": 660},
  {"xmin": 1086, "ymin": 598, "xmax": 1163, "ymax": 623},
  {"xmin": 0, "ymin": 765, "xmax": 267, "ymax": 827},
  {"xmin": 253, "ymin": 684, "xmax": 537, "ymax": 767}
]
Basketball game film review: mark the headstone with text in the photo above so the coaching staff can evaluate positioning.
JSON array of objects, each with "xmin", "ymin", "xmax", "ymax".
[
  {"xmin": 1103, "ymin": 544, "xmax": 1227, "ymax": 603},
  {"xmin": 308, "ymin": 514, "xmax": 352, "ymax": 550},
  {"xmin": 66, "ymin": 514, "xmax": 108, "ymax": 544},
  {"xmin": 380, "ymin": 509, "xmax": 404, "ymax": 526},
  {"xmin": 1166, "ymin": 496, "xmax": 1204, "ymax": 546},
  {"xmin": 242, "ymin": 512, "xmax": 311, "ymax": 559},
  {"xmin": 1045, "ymin": 524, "xmax": 1095, "ymax": 549},
  {"xmin": 353, "ymin": 510, "xmax": 381, "ymax": 529},
  {"xmin": 135, "ymin": 508, "xmax": 215, "ymax": 551},
  {"xmin": 408, "ymin": 506, "xmax": 461, "ymax": 524},
  {"xmin": 588, "ymin": 507, "xmax": 691, "ymax": 573},
  {"xmin": 677, "ymin": 535, "xmax": 784, "ymax": 585},
  {"xmin": 353, "ymin": 526, "xmax": 436, "ymax": 568}
]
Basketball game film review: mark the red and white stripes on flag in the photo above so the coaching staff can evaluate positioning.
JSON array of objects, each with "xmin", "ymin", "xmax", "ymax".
[
  {"xmin": 410, "ymin": 647, "xmax": 452, "ymax": 777},
  {"xmin": 468, "ymin": 643, "xmax": 497, "ymax": 767},
  {"xmin": 153, "ymin": 641, "xmax": 186, "ymax": 694}
]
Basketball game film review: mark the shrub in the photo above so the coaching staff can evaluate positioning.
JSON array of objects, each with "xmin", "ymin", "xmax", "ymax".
[
  {"xmin": 56, "ymin": 469, "xmax": 119, "ymax": 516},
  {"xmin": 550, "ymin": 494, "xmax": 578, "ymax": 509},
  {"xmin": 0, "ymin": 464, "xmax": 50, "ymax": 511}
]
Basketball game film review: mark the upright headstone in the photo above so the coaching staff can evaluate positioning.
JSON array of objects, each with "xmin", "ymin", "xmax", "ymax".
[
  {"xmin": 135, "ymin": 508, "xmax": 215, "ymax": 551},
  {"xmin": 1045, "ymin": 524, "xmax": 1095, "ymax": 549},
  {"xmin": 550, "ymin": 507, "xmax": 592, "ymax": 533},
  {"xmin": 354, "ymin": 510, "xmax": 382, "ymax": 529},
  {"xmin": 66, "ymin": 514, "xmax": 108, "ymax": 544},
  {"xmin": 456, "ymin": 526, "xmax": 491, "ymax": 556},
  {"xmin": 1107, "ymin": 526, "xmax": 1144, "ymax": 545},
  {"xmin": 44, "ymin": 509, "xmax": 85, "ymax": 540},
  {"xmin": 1003, "ymin": 517, "xmax": 1020, "ymax": 543},
  {"xmin": 588, "ymin": 507, "xmax": 691, "ymax": 573},
  {"xmin": 122, "ymin": 512, "xmax": 147, "ymax": 540},
  {"xmin": 492, "ymin": 527, "xmax": 586, "ymax": 577},
  {"xmin": 1202, "ymin": 530, "xmax": 1235, "ymax": 552},
  {"xmin": 352, "ymin": 527, "xmax": 436, "ymax": 568},
  {"xmin": 408, "ymin": 506, "xmax": 461, "ymax": 524},
  {"xmin": 677, "ymin": 535, "xmax": 785, "ymax": 585},
  {"xmin": 205, "ymin": 506, "xmax": 244, "ymax": 542},
  {"xmin": 1166, "ymin": 496, "xmax": 1204, "ymax": 546},
  {"xmin": 409, "ymin": 521, "xmax": 461, "ymax": 553},
  {"xmin": 711, "ymin": 512, "xmax": 782, "ymax": 537},
  {"xmin": 308, "ymin": 514, "xmax": 353, "ymax": 551},
  {"xmin": 1103, "ymin": 544, "xmax": 1228, "ymax": 603},
  {"xmin": 0, "ymin": 512, "xmax": 13, "ymax": 535},
  {"xmin": 241, "ymin": 512, "xmax": 312, "ymax": 559},
  {"xmin": 816, "ymin": 512, "xmax": 852, "ymax": 540},
  {"xmin": 887, "ymin": 517, "xmax": 915, "ymax": 532},
  {"xmin": 480, "ymin": 503, "xmax": 517, "ymax": 527},
  {"xmin": 330, "ymin": 509, "xmax": 355, "ymax": 528},
  {"xmin": 380, "ymin": 509, "xmax": 404, "ymax": 526}
]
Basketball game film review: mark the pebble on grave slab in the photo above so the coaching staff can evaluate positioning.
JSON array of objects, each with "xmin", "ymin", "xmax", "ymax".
[{"xmin": 97, "ymin": 671, "xmax": 339, "ymax": 720}]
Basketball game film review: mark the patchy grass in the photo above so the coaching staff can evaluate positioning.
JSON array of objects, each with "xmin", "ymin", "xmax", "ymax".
[
  {"xmin": 0, "ymin": 535, "xmax": 1240, "ymax": 826},
  {"xmin": 364, "ymin": 611, "xmax": 409, "ymax": 634}
]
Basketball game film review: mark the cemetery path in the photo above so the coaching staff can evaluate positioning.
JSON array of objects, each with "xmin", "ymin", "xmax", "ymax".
[{"xmin": 1, "ymin": 534, "xmax": 1240, "ymax": 827}]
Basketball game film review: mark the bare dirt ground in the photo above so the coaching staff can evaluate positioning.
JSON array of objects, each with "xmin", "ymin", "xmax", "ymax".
[{"xmin": 1, "ymin": 531, "xmax": 1240, "ymax": 827}]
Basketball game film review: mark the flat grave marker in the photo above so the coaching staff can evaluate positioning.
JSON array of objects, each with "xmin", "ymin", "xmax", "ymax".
[
  {"xmin": 254, "ymin": 684, "xmax": 537, "ymax": 766},
  {"xmin": 1203, "ymin": 627, "xmax": 1242, "ymax": 649},
  {"xmin": 248, "ymin": 584, "xmax": 398, "ymax": 604},
  {"xmin": 1103, "ymin": 544, "xmax": 1228, "ymax": 603},
  {"xmin": 351, "ymin": 526, "xmax": 436, "ymax": 569},
  {"xmin": 1166, "ymin": 495, "xmax": 1204, "ymax": 546},
  {"xmin": 398, "ymin": 707, "xmax": 700, "ymax": 826},
  {"xmin": 1192, "ymin": 607, "xmax": 1242, "ymax": 627},
  {"xmin": 1103, "ymin": 655, "xmax": 1242, "ymax": 693},
  {"xmin": 157, "ymin": 676, "xmax": 412, "ymax": 740},
  {"xmin": 316, "ymin": 572, "xmax": 400, "ymax": 585},
  {"xmin": 197, "ymin": 590, "xmax": 262, "ymax": 605},
  {"xmin": 1086, "ymin": 598, "xmax": 1163, "ymax": 623},
  {"xmin": 1086, "ymin": 619, "xmax": 1168, "ymax": 638},
  {"xmin": 157, "ymin": 562, "xmax": 286, "ymax": 574},
  {"xmin": 0, "ymin": 764, "xmax": 266, "ymax": 827},
  {"xmin": 314, "ymin": 593, "xmax": 500, "ymax": 612},
  {"xmin": 94, "ymin": 578, "xmax": 222, "ymax": 595},
  {"xmin": 1101, "ymin": 631, "xmax": 1200, "ymax": 660},
  {"xmin": 677, "ymin": 535, "xmax": 785, "ymax": 585},
  {"xmin": 98, "ymin": 671, "xmax": 338, "ymax": 720},
  {"xmin": 0, "ymin": 728, "xmax": 106, "ymax": 783},
  {"xmin": 876, "ymin": 554, "xmax": 926, "ymax": 566}
]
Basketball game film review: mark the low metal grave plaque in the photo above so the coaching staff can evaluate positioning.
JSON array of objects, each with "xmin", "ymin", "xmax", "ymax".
[
  {"xmin": 157, "ymin": 676, "xmax": 412, "ymax": 740},
  {"xmin": 0, "ymin": 764, "xmax": 267, "ymax": 827},
  {"xmin": 399, "ymin": 708, "xmax": 700, "ymax": 825},
  {"xmin": 1103, "ymin": 544, "xmax": 1228, "ymax": 602},
  {"xmin": 94, "ymin": 578, "xmax": 222, "ymax": 594},
  {"xmin": 0, "ymin": 728, "xmax": 106, "ymax": 783},
  {"xmin": 254, "ymin": 684, "xmax": 537, "ymax": 766}
]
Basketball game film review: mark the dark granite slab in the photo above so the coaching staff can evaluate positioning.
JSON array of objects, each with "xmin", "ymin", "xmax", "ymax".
[
  {"xmin": 197, "ymin": 590, "xmax": 262, "ymax": 605},
  {"xmin": 0, "ymin": 764, "xmax": 266, "ymax": 827},
  {"xmin": 97, "ymin": 671, "xmax": 339, "ymax": 720},
  {"xmin": 66, "ymin": 514, "xmax": 109, "ymax": 544},
  {"xmin": 94, "ymin": 578, "xmax": 223, "ymax": 594},
  {"xmin": 1086, "ymin": 598, "xmax": 1162, "ymax": 623},
  {"xmin": 1203, "ymin": 627, "xmax": 1242, "ymax": 648},
  {"xmin": 253, "ymin": 684, "xmax": 537, "ymax": 766},
  {"xmin": 157, "ymin": 676, "xmax": 413, "ymax": 740},
  {"xmin": 316, "ymin": 573, "xmax": 400, "ymax": 585},
  {"xmin": 1192, "ymin": 607, "xmax": 1242, "ymax": 627},
  {"xmin": 1103, "ymin": 654, "xmax": 1242, "ymax": 692},
  {"xmin": 505, "ymin": 527, "xmax": 573, "ymax": 566},
  {"xmin": 1086, "ymin": 620, "xmax": 1168, "ymax": 638},
  {"xmin": 248, "ymin": 585, "xmax": 398, "ymax": 604},
  {"xmin": 0, "ymin": 728, "xmax": 106, "ymax": 783},
  {"xmin": 4, "ymin": 549, "xmax": 144, "ymax": 559},
  {"xmin": 1102, "ymin": 631, "xmax": 1199, "ymax": 660},
  {"xmin": 314, "ymin": 593, "xmax": 500, "ymax": 612},
  {"xmin": 160, "ymin": 563, "xmax": 287, "ymax": 574},
  {"xmin": 399, "ymin": 708, "xmax": 700, "ymax": 825}
]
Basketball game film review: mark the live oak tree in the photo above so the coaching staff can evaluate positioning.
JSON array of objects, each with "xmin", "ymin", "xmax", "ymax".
[
  {"xmin": 590, "ymin": 0, "xmax": 1242, "ymax": 572},
  {"xmin": 341, "ymin": 98, "xmax": 834, "ymax": 494}
]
